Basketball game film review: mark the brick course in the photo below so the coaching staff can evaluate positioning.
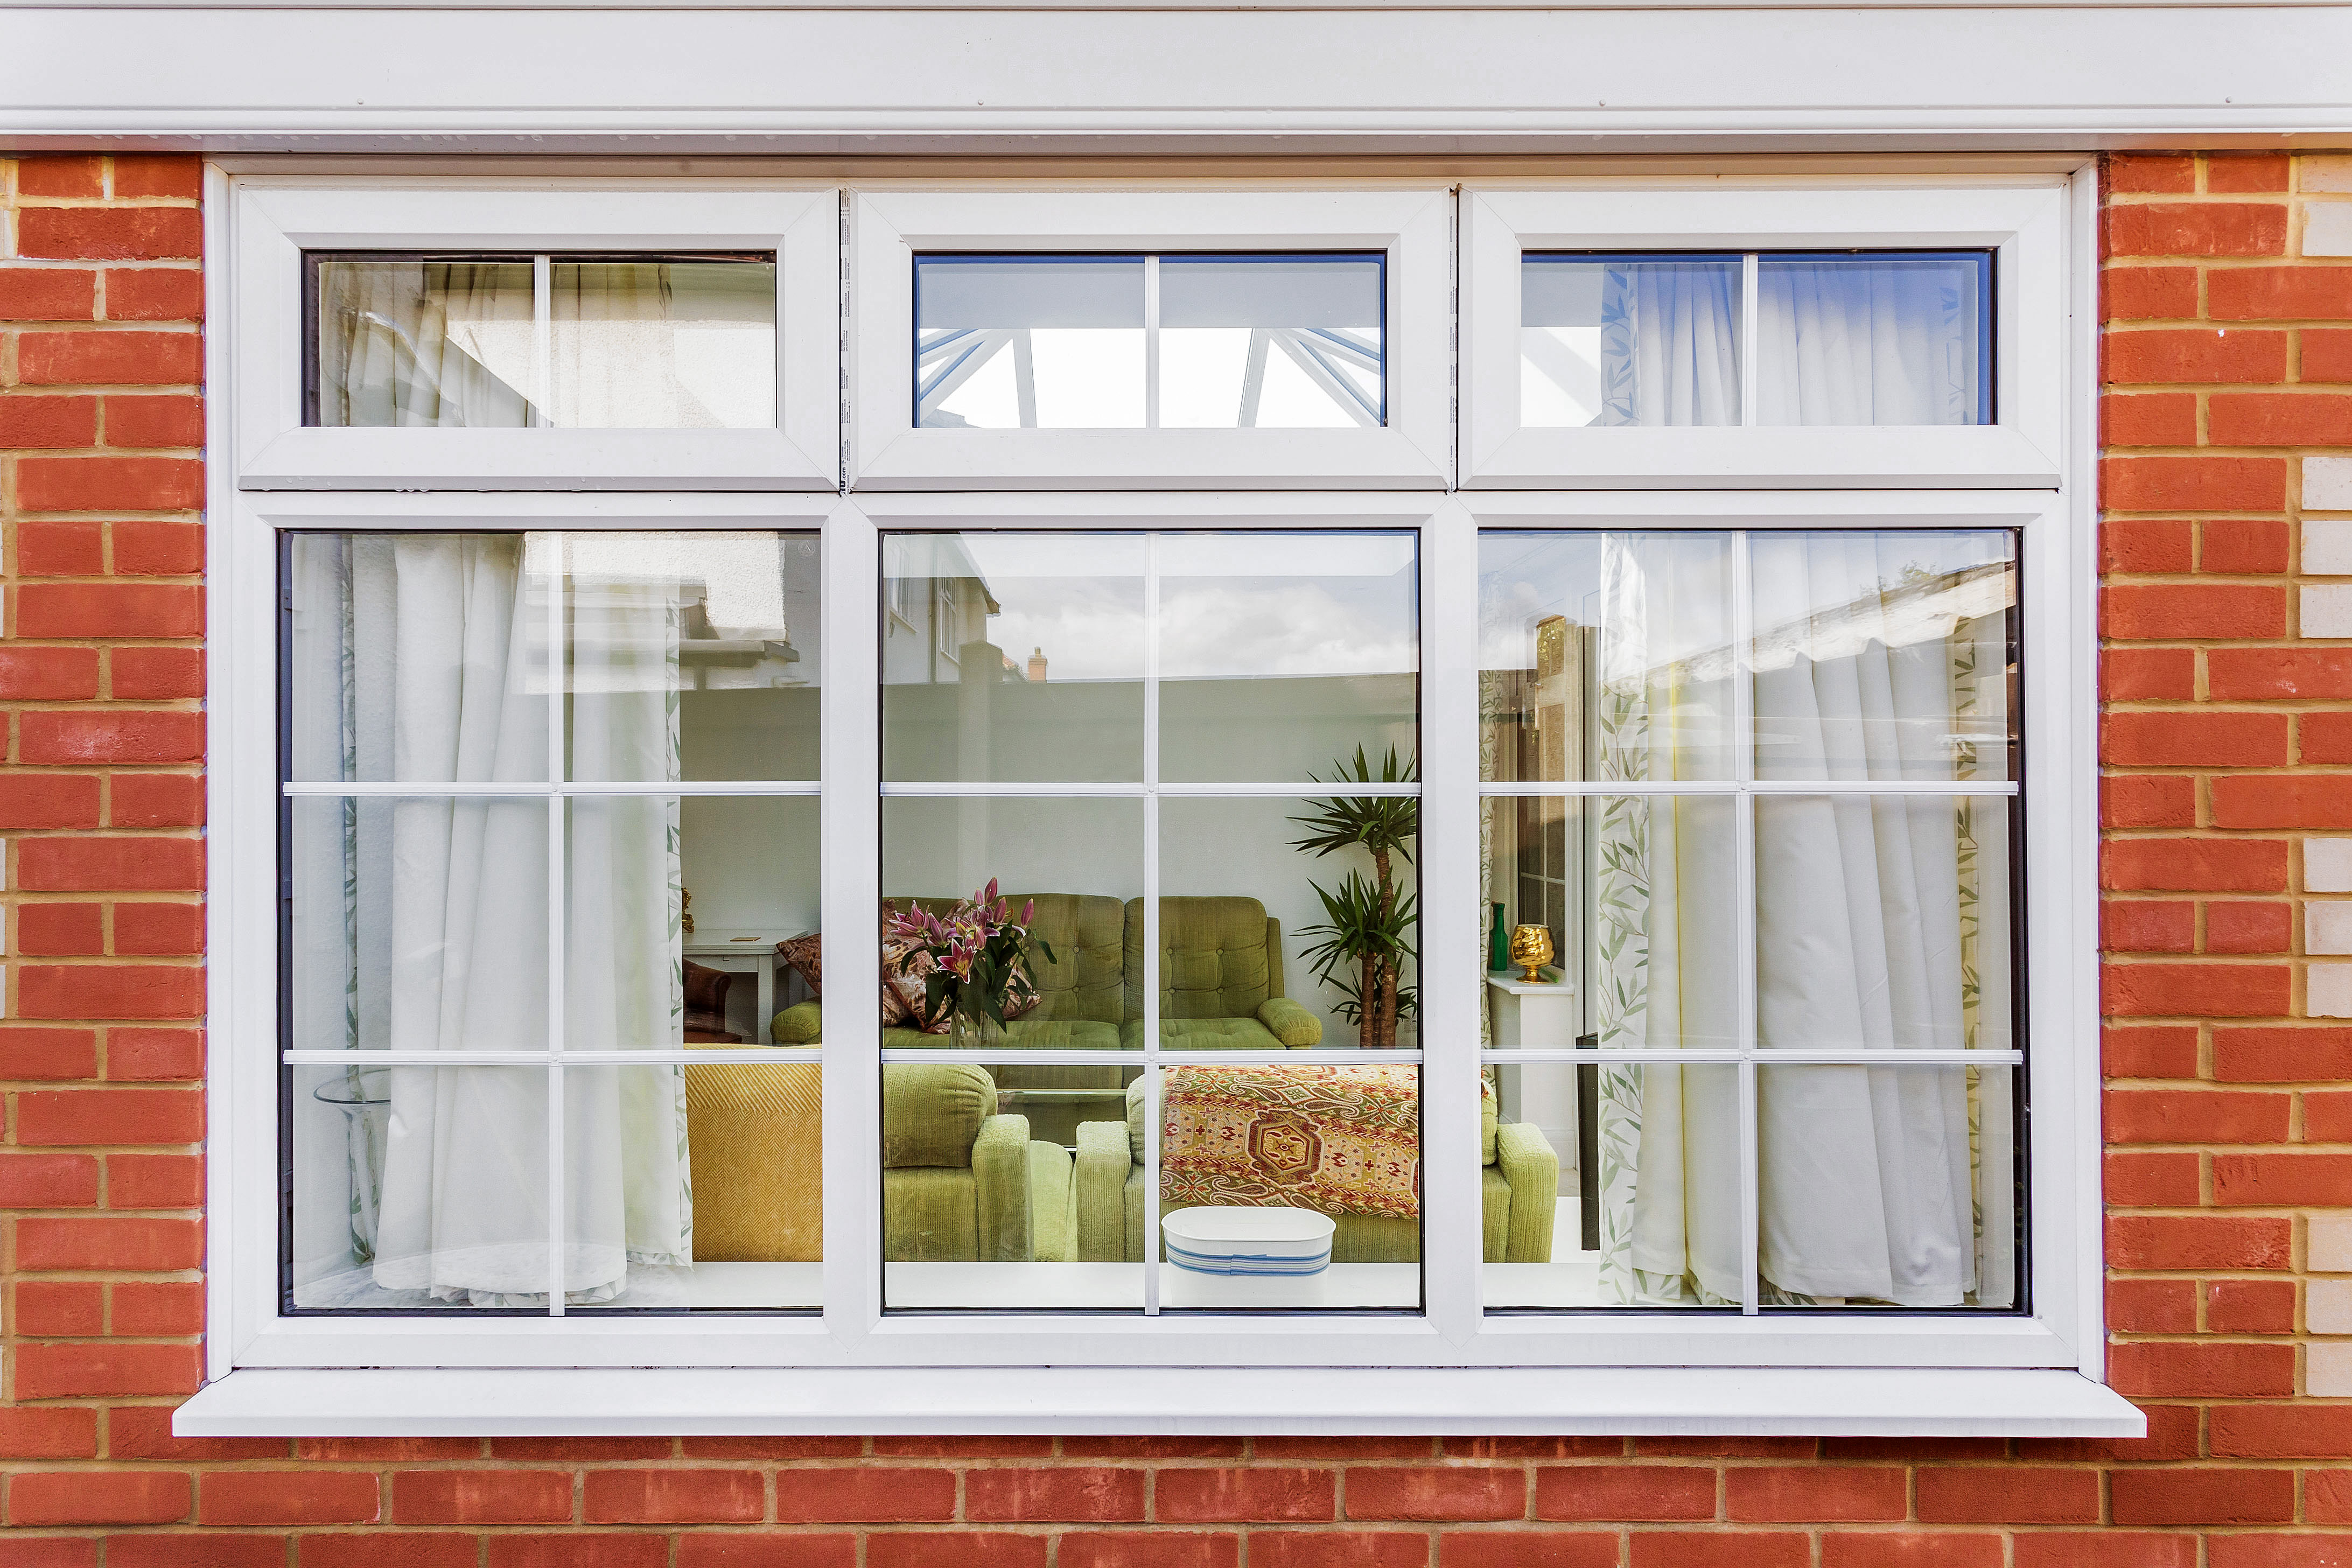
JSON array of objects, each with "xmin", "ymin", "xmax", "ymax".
[{"xmin": 0, "ymin": 147, "xmax": 2349, "ymax": 1562}]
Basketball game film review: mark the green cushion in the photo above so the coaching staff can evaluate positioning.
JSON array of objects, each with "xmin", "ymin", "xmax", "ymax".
[
  {"xmin": 1256, "ymin": 997, "xmax": 1322, "ymax": 1048},
  {"xmin": 1118, "ymin": 1016, "xmax": 1284, "ymax": 1052},
  {"xmin": 881, "ymin": 1062, "xmax": 995, "ymax": 1168},
  {"xmin": 1125, "ymin": 897, "xmax": 1277, "ymax": 1022},
  {"xmin": 772, "ymin": 1000, "xmax": 822, "ymax": 1045},
  {"xmin": 884, "ymin": 1017, "xmax": 1122, "ymax": 1053}
]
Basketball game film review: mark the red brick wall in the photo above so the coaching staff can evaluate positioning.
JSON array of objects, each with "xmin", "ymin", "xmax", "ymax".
[{"xmin": 0, "ymin": 148, "xmax": 2347, "ymax": 1563}]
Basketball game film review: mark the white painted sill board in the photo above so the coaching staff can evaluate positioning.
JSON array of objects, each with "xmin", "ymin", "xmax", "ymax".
[{"xmin": 177, "ymin": 1366, "xmax": 2143, "ymax": 1438}]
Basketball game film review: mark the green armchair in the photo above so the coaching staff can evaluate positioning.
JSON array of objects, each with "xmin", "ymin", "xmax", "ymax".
[
  {"xmin": 1073, "ymin": 1079, "xmax": 1558, "ymax": 1265},
  {"xmin": 882, "ymin": 1062, "xmax": 1073, "ymax": 1262}
]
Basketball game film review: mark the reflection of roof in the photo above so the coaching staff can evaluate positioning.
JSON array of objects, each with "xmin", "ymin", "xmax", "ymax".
[
  {"xmin": 926, "ymin": 537, "xmax": 1002, "ymax": 615},
  {"xmin": 1626, "ymin": 561, "xmax": 2013, "ymax": 688}
]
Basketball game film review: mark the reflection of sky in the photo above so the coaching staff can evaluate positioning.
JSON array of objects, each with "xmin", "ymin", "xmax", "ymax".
[
  {"xmin": 897, "ymin": 532, "xmax": 1417, "ymax": 682},
  {"xmin": 1476, "ymin": 530, "xmax": 2014, "ymax": 676}
]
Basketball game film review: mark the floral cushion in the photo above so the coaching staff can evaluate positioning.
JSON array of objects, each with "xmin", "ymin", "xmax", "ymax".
[{"xmin": 774, "ymin": 933, "xmax": 822, "ymax": 998}]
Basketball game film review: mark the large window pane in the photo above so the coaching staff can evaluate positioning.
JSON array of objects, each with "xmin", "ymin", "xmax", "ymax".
[
  {"xmin": 1749, "ymin": 530, "xmax": 2015, "ymax": 783},
  {"xmin": 1758, "ymin": 794, "xmax": 2013, "ymax": 1054},
  {"xmin": 288, "ymin": 531, "xmax": 554, "ymax": 784},
  {"xmin": 1479, "ymin": 531, "xmax": 1737, "ymax": 785},
  {"xmin": 1757, "ymin": 1065, "xmax": 2018, "ymax": 1309},
  {"xmin": 1159, "ymin": 254, "xmax": 1384, "ymax": 429},
  {"xmin": 1481, "ymin": 1062, "xmax": 1739, "ymax": 1310},
  {"xmin": 915, "ymin": 256, "xmax": 1146, "ymax": 429},
  {"xmin": 1159, "ymin": 531, "xmax": 1418, "ymax": 784},
  {"xmin": 1520, "ymin": 255, "xmax": 1742, "ymax": 428},
  {"xmin": 1756, "ymin": 253, "xmax": 1991, "ymax": 426},
  {"xmin": 882, "ymin": 533, "xmax": 1146, "ymax": 784},
  {"xmin": 564, "ymin": 530, "xmax": 820, "ymax": 784}
]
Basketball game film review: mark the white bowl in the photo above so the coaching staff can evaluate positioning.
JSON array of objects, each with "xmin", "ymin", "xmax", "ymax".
[{"xmin": 1161, "ymin": 1206, "xmax": 1336, "ymax": 1276}]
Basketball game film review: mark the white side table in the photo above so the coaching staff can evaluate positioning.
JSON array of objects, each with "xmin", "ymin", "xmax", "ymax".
[
  {"xmin": 1486, "ymin": 970, "xmax": 1587, "ymax": 1245},
  {"xmin": 684, "ymin": 934, "xmax": 792, "ymax": 1042}
]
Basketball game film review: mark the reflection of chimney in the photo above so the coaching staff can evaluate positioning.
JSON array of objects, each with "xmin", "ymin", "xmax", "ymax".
[{"xmin": 1027, "ymin": 646, "xmax": 1048, "ymax": 683}]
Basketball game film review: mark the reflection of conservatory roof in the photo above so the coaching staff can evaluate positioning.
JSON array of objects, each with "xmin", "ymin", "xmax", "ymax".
[
  {"xmin": 682, "ymin": 638, "xmax": 799, "ymax": 667},
  {"xmin": 1653, "ymin": 561, "xmax": 2013, "ymax": 687}
]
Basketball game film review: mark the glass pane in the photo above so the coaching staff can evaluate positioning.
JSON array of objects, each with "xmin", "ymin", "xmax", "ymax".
[
  {"xmin": 673, "ymin": 796, "xmax": 821, "ymax": 1044},
  {"xmin": 314, "ymin": 257, "xmax": 536, "ymax": 428},
  {"xmin": 915, "ymin": 256, "xmax": 1146, "ymax": 429},
  {"xmin": 1159, "ymin": 796, "xmax": 1413, "ymax": 1052},
  {"xmin": 1481, "ymin": 1061, "xmax": 1739, "ymax": 1309},
  {"xmin": 547, "ymin": 258, "xmax": 775, "ymax": 430},
  {"xmin": 1749, "ymin": 530, "xmax": 2016, "ymax": 783},
  {"xmin": 1153, "ymin": 1063, "xmax": 1420, "ymax": 1310},
  {"xmin": 290, "ymin": 1063, "xmax": 552, "ymax": 1310},
  {"xmin": 1159, "ymin": 255, "xmax": 1384, "ymax": 428},
  {"xmin": 1158, "ymin": 531, "xmax": 1418, "ymax": 784},
  {"xmin": 288, "ymin": 795, "xmax": 551, "ymax": 1053},
  {"xmin": 881, "ymin": 533, "xmax": 1146, "ymax": 784},
  {"xmin": 563, "ymin": 530, "xmax": 820, "ymax": 783},
  {"xmin": 570, "ymin": 1060, "xmax": 822, "ymax": 1311},
  {"xmin": 1757, "ymin": 1065, "xmax": 2018, "ymax": 1308},
  {"xmin": 1757, "ymin": 252, "xmax": 1991, "ymax": 426},
  {"xmin": 1757, "ymin": 794, "xmax": 2013, "ymax": 1053},
  {"xmin": 883, "ymin": 1059, "xmax": 1142, "ymax": 1311},
  {"xmin": 1479, "ymin": 795, "xmax": 1738, "ymax": 1053},
  {"xmin": 1520, "ymin": 255, "xmax": 1742, "ymax": 428},
  {"xmin": 1478, "ymin": 531, "xmax": 1737, "ymax": 785},
  {"xmin": 287, "ymin": 532, "xmax": 554, "ymax": 785}
]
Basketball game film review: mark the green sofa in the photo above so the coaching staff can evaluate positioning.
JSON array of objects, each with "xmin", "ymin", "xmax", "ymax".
[
  {"xmin": 771, "ymin": 893, "xmax": 1320, "ymax": 1145},
  {"xmin": 881, "ymin": 1062, "xmax": 1073, "ymax": 1262},
  {"xmin": 1073, "ymin": 1077, "xmax": 1559, "ymax": 1265}
]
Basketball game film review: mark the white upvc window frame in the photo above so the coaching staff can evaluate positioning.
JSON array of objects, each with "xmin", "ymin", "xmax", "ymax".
[
  {"xmin": 1459, "ymin": 180, "xmax": 2068, "ymax": 489},
  {"xmin": 227, "ymin": 178, "xmax": 842, "ymax": 491},
  {"xmin": 846, "ymin": 186, "xmax": 1454, "ymax": 491},
  {"xmin": 190, "ymin": 165, "xmax": 2136, "ymax": 1437}
]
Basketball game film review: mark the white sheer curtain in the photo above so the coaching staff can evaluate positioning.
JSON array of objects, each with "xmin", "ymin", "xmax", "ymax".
[
  {"xmin": 1594, "ymin": 530, "xmax": 2006, "ymax": 1308},
  {"xmin": 320, "ymin": 262, "xmax": 535, "ymax": 429},
  {"xmin": 1592, "ymin": 257, "xmax": 1982, "ymax": 429},
  {"xmin": 292, "ymin": 533, "xmax": 691, "ymax": 1306}
]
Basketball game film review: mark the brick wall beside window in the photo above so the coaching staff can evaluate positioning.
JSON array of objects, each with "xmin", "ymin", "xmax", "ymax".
[{"xmin": 0, "ymin": 147, "xmax": 2350, "ymax": 1559}]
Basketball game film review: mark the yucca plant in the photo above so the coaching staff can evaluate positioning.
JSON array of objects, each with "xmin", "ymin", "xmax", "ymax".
[{"xmin": 1289, "ymin": 745, "xmax": 1418, "ymax": 1048}]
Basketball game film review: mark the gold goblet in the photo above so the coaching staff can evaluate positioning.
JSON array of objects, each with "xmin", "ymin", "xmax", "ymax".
[{"xmin": 1508, "ymin": 923, "xmax": 1556, "ymax": 983}]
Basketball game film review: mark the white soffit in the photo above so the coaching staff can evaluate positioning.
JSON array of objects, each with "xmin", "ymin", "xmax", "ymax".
[{"xmin": 0, "ymin": 6, "xmax": 2345, "ymax": 152}]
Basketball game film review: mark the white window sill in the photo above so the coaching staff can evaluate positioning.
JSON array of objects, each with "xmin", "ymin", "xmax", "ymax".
[{"xmin": 176, "ymin": 1366, "xmax": 2142, "ymax": 1439}]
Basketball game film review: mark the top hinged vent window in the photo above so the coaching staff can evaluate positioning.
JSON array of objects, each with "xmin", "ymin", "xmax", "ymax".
[
  {"xmin": 850, "ymin": 189, "xmax": 1452, "ymax": 491},
  {"xmin": 232, "ymin": 183, "xmax": 841, "ymax": 491},
  {"xmin": 1461, "ymin": 184, "xmax": 2067, "ymax": 489}
]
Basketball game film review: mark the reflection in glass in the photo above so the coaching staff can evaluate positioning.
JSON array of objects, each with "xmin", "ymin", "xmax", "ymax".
[
  {"xmin": 1479, "ymin": 531, "xmax": 1737, "ymax": 785},
  {"xmin": 882, "ymin": 1059, "xmax": 1139, "ymax": 1310},
  {"xmin": 1758, "ymin": 1066, "xmax": 2017, "ymax": 1308},
  {"xmin": 547, "ymin": 259, "xmax": 776, "ymax": 429},
  {"xmin": 670, "ymin": 795, "xmax": 821, "ymax": 1044},
  {"xmin": 316, "ymin": 257, "xmax": 536, "ymax": 428},
  {"xmin": 288, "ymin": 531, "xmax": 554, "ymax": 784},
  {"xmin": 1520, "ymin": 255, "xmax": 1742, "ymax": 428},
  {"xmin": 292, "ymin": 1065, "xmax": 575, "ymax": 1310},
  {"xmin": 1758, "ymin": 794, "xmax": 2012, "ymax": 1054},
  {"xmin": 1158, "ymin": 531, "xmax": 1419, "ymax": 783},
  {"xmin": 1749, "ymin": 530, "xmax": 2015, "ymax": 782},
  {"xmin": 1159, "ymin": 254, "xmax": 1384, "ymax": 428},
  {"xmin": 562, "ymin": 530, "xmax": 820, "ymax": 783},
  {"xmin": 1481, "ymin": 1061, "xmax": 1738, "ymax": 1308},
  {"xmin": 288, "ymin": 794, "xmax": 552, "ymax": 1054},
  {"xmin": 881, "ymin": 533, "xmax": 1146, "ymax": 783},
  {"xmin": 915, "ymin": 257, "xmax": 1146, "ymax": 429},
  {"xmin": 1139, "ymin": 1065, "xmax": 1420, "ymax": 1309},
  {"xmin": 1758, "ymin": 253, "xmax": 1991, "ymax": 426}
]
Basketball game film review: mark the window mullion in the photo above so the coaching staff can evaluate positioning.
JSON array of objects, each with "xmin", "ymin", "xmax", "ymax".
[
  {"xmin": 823, "ymin": 501, "xmax": 881, "ymax": 1346},
  {"xmin": 1144, "ymin": 254, "xmax": 1162, "ymax": 431},
  {"xmin": 531, "ymin": 254, "xmax": 553, "ymax": 430},
  {"xmin": 1739, "ymin": 252, "xmax": 1760, "ymax": 429}
]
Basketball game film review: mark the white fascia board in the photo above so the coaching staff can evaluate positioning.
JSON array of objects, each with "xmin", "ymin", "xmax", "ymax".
[
  {"xmin": 0, "ymin": 8, "xmax": 2347, "ymax": 151},
  {"xmin": 176, "ymin": 1365, "xmax": 2146, "ymax": 1439}
]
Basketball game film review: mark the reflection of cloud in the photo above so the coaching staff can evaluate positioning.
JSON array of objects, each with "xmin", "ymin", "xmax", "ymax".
[
  {"xmin": 986, "ymin": 577, "xmax": 1145, "ymax": 682},
  {"xmin": 1159, "ymin": 582, "xmax": 1416, "ymax": 678}
]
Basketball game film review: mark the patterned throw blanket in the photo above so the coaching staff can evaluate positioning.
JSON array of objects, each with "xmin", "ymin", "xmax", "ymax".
[{"xmin": 1159, "ymin": 1065, "xmax": 1420, "ymax": 1220}]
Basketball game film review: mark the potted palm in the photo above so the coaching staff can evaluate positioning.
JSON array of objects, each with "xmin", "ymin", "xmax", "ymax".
[{"xmin": 1289, "ymin": 745, "xmax": 1419, "ymax": 1049}]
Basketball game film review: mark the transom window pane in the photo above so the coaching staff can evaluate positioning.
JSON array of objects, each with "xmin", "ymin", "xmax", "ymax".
[
  {"xmin": 876, "ymin": 530, "xmax": 1420, "ymax": 1314},
  {"xmin": 914, "ymin": 253, "xmax": 1386, "ymax": 430},
  {"xmin": 283, "ymin": 530, "xmax": 820, "ymax": 1316},
  {"xmin": 1476, "ymin": 528, "xmax": 2021, "ymax": 1312},
  {"xmin": 311, "ymin": 253, "xmax": 778, "ymax": 430},
  {"xmin": 1518, "ymin": 250, "xmax": 1992, "ymax": 429}
]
